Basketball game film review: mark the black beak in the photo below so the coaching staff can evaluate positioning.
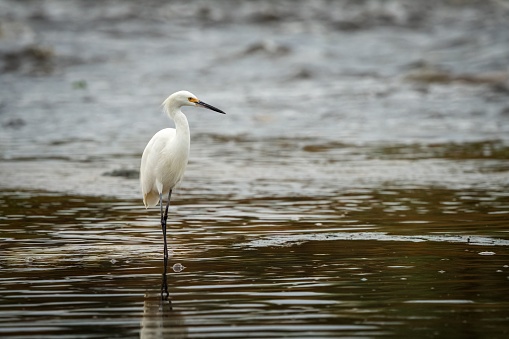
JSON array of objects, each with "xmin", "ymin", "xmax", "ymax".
[{"xmin": 197, "ymin": 101, "xmax": 226, "ymax": 114}]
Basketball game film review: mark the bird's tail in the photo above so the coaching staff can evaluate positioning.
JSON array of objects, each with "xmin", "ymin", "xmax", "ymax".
[{"xmin": 143, "ymin": 191, "xmax": 160, "ymax": 208}]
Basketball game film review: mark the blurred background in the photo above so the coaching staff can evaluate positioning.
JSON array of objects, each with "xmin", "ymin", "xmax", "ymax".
[
  {"xmin": 1, "ymin": 0, "xmax": 508, "ymax": 198},
  {"xmin": 1, "ymin": 1, "xmax": 509, "ymax": 338}
]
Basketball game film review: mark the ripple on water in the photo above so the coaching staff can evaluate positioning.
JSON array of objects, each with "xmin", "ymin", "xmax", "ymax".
[{"xmin": 1, "ymin": 186, "xmax": 509, "ymax": 338}]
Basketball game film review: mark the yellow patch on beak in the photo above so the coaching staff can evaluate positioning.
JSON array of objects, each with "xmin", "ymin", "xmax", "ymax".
[{"xmin": 188, "ymin": 97, "xmax": 199, "ymax": 103}]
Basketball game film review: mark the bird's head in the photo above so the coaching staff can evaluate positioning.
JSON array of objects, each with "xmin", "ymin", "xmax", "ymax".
[{"xmin": 164, "ymin": 90, "xmax": 225, "ymax": 114}]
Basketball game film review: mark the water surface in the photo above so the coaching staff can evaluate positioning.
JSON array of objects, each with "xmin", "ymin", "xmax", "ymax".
[
  {"xmin": 1, "ymin": 187, "xmax": 508, "ymax": 338},
  {"xmin": 1, "ymin": 0, "xmax": 509, "ymax": 338}
]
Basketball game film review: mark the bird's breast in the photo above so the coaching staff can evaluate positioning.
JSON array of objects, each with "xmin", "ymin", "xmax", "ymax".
[{"xmin": 157, "ymin": 136, "xmax": 190, "ymax": 191}]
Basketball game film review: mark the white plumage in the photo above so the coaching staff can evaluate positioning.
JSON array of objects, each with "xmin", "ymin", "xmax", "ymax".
[
  {"xmin": 139, "ymin": 90, "xmax": 225, "ymax": 259},
  {"xmin": 141, "ymin": 125, "xmax": 189, "ymax": 208}
]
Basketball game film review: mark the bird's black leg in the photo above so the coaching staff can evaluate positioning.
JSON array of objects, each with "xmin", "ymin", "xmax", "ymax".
[
  {"xmin": 163, "ymin": 189, "xmax": 172, "ymax": 225},
  {"xmin": 159, "ymin": 193, "xmax": 168, "ymax": 260},
  {"xmin": 159, "ymin": 191, "xmax": 172, "ymax": 301},
  {"xmin": 161, "ymin": 252, "xmax": 170, "ymax": 301},
  {"xmin": 161, "ymin": 190, "xmax": 172, "ymax": 260}
]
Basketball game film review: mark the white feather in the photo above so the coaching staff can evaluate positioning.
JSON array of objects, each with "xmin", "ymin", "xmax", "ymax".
[{"xmin": 140, "ymin": 91, "xmax": 194, "ymax": 208}]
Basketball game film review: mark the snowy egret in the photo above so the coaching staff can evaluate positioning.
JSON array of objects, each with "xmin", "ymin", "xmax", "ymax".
[{"xmin": 140, "ymin": 90, "xmax": 225, "ymax": 259}]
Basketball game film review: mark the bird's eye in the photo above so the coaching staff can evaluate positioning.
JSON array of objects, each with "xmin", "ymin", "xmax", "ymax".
[{"xmin": 188, "ymin": 97, "xmax": 193, "ymax": 102}]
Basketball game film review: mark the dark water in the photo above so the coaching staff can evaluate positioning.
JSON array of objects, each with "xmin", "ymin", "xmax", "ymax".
[
  {"xmin": 1, "ymin": 0, "xmax": 509, "ymax": 338},
  {"xmin": 1, "ymin": 188, "xmax": 509, "ymax": 338}
]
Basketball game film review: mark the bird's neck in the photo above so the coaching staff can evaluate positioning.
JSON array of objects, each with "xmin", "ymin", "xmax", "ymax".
[
  {"xmin": 169, "ymin": 110, "xmax": 190, "ymax": 156},
  {"xmin": 164, "ymin": 104, "xmax": 190, "ymax": 148},
  {"xmin": 172, "ymin": 110, "xmax": 190, "ymax": 138},
  {"xmin": 164, "ymin": 103, "xmax": 189, "ymax": 134}
]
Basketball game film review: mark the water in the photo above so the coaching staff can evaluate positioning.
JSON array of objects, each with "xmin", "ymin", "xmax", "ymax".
[
  {"xmin": 1, "ymin": 0, "xmax": 509, "ymax": 338},
  {"xmin": 1, "ymin": 188, "xmax": 509, "ymax": 338}
]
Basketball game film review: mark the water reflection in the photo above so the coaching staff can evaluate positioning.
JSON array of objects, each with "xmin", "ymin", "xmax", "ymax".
[
  {"xmin": 161, "ymin": 257, "xmax": 170, "ymax": 302},
  {"xmin": 140, "ymin": 258, "xmax": 187, "ymax": 339},
  {"xmin": 0, "ymin": 187, "xmax": 508, "ymax": 338},
  {"xmin": 1, "ymin": 0, "xmax": 508, "ymax": 337}
]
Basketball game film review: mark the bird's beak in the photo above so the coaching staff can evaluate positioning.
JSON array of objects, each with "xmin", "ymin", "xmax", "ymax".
[{"xmin": 197, "ymin": 101, "xmax": 226, "ymax": 114}]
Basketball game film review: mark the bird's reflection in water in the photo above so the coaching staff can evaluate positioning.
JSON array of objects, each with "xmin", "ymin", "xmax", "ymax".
[
  {"xmin": 161, "ymin": 256, "xmax": 170, "ymax": 302},
  {"xmin": 140, "ymin": 257, "xmax": 187, "ymax": 339}
]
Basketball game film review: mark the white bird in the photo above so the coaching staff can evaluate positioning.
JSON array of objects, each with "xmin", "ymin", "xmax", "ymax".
[{"xmin": 140, "ymin": 90, "xmax": 225, "ymax": 259}]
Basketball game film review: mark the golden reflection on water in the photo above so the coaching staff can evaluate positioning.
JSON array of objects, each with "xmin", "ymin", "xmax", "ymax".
[{"xmin": 0, "ymin": 188, "xmax": 508, "ymax": 337}]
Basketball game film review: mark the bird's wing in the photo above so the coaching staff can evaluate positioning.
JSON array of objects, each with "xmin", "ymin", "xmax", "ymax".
[{"xmin": 140, "ymin": 128, "xmax": 176, "ymax": 207}]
